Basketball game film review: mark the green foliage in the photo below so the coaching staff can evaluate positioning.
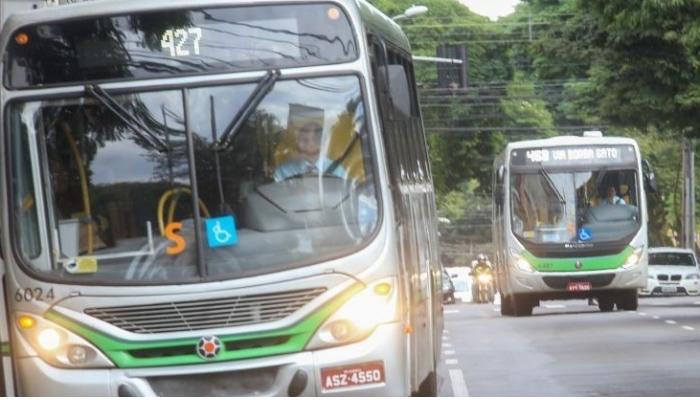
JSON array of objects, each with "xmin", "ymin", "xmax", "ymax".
[{"xmin": 377, "ymin": 0, "xmax": 698, "ymax": 247}]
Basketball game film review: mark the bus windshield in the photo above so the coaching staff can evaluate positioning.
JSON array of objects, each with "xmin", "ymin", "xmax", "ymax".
[
  {"xmin": 10, "ymin": 75, "xmax": 379, "ymax": 284},
  {"xmin": 510, "ymin": 168, "xmax": 640, "ymax": 245}
]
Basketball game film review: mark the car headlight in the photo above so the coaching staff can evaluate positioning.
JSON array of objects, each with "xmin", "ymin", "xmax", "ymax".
[
  {"xmin": 477, "ymin": 274, "xmax": 493, "ymax": 283},
  {"xmin": 510, "ymin": 250, "xmax": 534, "ymax": 272},
  {"xmin": 621, "ymin": 247, "xmax": 644, "ymax": 270},
  {"xmin": 15, "ymin": 313, "xmax": 113, "ymax": 368},
  {"xmin": 306, "ymin": 277, "xmax": 398, "ymax": 350},
  {"xmin": 685, "ymin": 273, "xmax": 700, "ymax": 280}
]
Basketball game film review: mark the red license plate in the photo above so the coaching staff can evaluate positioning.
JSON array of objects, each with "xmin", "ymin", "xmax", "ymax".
[
  {"xmin": 321, "ymin": 361, "xmax": 385, "ymax": 390},
  {"xmin": 567, "ymin": 281, "xmax": 592, "ymax": 291}
]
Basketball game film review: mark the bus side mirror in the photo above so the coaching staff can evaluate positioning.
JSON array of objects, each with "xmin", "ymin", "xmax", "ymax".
[
  {"xmin": 642, "ymin": 159, "xmax": 658, "ymax": 194},
  {"xmin": 494, "ymin": 165, "xmax": 505, "ymax": 206}
]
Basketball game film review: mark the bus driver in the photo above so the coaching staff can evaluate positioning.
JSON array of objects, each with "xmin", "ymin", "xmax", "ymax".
[{"xmin": 273, "ymin": 121, "xmax": 346, "ymax": 181}]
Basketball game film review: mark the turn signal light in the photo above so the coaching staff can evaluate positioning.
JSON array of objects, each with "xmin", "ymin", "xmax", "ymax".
[
  {"xmin": 373, "ymin": 283, "xmax": 392, "ymax": 296},
  {"xmin": 17, "ymin": 315, "xmax": 35, "ymax": 330}
]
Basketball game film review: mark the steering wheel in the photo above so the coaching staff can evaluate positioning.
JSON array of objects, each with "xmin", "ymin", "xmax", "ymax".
[{"xmin": 339, "ymin": 178, "xmax": 377, "ymax": 242}]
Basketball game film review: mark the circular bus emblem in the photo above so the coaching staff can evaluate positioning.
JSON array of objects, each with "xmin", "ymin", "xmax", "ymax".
[{"xmin": 197, "ymin": 336, "xmax": 222, "ymax": 360}]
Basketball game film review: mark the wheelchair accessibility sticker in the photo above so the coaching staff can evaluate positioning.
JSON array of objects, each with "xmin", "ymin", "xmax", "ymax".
[
  {"xmin": 578, "ymin": 227, "xmax": 592, "ymax": 242},
  {"xmin": 205, "ymin": 216, "xmax": 238, "ymax": 248}
]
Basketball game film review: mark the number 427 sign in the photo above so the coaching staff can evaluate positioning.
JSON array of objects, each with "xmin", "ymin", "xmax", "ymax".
[{"xmin": 161, "ymin": 28, "xmax": 203, "ymax": 57}]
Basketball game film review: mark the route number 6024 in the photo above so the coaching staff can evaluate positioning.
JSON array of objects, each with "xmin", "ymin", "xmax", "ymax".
[{"xmin": 14, "ymin": 288, "xmax": 54, "ymax": 303}]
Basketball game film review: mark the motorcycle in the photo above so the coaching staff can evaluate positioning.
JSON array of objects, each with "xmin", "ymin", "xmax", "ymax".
[{"xmin": 472, "ymin": 269, "xmax": 495, "ymax": 304}]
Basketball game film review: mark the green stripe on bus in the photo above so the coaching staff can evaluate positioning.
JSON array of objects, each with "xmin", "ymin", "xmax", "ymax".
[
  {"xmin": 45, "ymin": 283, "xmax": 362, "ymax": 369},
  {"xmin": 523, "ymin": 246, "xmax": 633, "ymax": 272},
  {"xmin": 1, "ymin": 342, "xmax": 9, "ymax": 355}
]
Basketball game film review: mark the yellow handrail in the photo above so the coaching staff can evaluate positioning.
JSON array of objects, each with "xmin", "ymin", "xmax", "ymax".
[
  {"xmin": 62, "ymin": 123, "xmax": 93, "ymax": 254},
  {"xmin": 157, "ymin": 187, "xmax": 211, "ymax": 236}
]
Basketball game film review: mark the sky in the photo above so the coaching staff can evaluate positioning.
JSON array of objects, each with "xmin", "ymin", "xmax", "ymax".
[{"xmin": 458, "ymin": 0, "xmax": 521, "ymax": 20}]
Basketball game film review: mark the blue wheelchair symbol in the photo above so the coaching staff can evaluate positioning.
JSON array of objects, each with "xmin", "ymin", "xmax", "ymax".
[
  {"xmin": 205, "ymin": 216, "xmax": 238, "ymax": 248},
  {"xmin": 578, "ymin": 227, "xmax": 592, "ymax": 242}
]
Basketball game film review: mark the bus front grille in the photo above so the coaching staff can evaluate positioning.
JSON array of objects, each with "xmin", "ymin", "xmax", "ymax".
[
  {"xmin": 84, "ymin": 287, "xmax": 326, "ymax": 334},
  {"xmin": 146, "ymin": 367, "xmax": 279, "ymax": 396}
]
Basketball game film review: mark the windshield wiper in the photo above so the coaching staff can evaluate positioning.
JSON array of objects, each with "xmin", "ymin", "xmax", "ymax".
[
  {"xmin": 85, "ymin": 84, "xmax": 168, "ymax": 152},
  {"xmin": 539, "ymin": 164, "xmax": 566, "ymax": 204},
  {"xmin": 215, "ymin": 69, "xmax": 281, "ymax": 151}
]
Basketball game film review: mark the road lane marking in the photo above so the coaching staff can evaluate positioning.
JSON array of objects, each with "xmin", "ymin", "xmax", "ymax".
[
  {"xmin": 694, "ymin": 301, "xmax": 700, "ymax": 305},
  {"xmin": 445, "ymin": 358, "xmax": 458, "ymax": 365},
  {"xmin": 682, "ymin": 326, "xmax": 695, "ymax": 331},
  {"xmin": 445, "ymin": 310, "xmax": 460, "ymax": 314},
  {"xmin": 444, "ymin": 350, "xmax": 456, "ymax": 356},
  {"xmin": 493, "ymin": 307, "xmax": 499, "ymax": 312},
  {"xmin": 543, "ymin": 304, "xmax": 565, "ymax": 309},
  {"xmin": 638, "ymin": 312, "xmax": 647, "ymax": 316},
  {"xmin": 443, "ymin": 343, "xmax": 453, "ymax": 348},
  {"xmin": 443, "ymin": 329, "xmax": 449, "ymax": 334},
  {"xmin": 443, "ymin": 336, "xmax": 448, "ymax": 340},
  {"xmin": 652, "ymin": 316, "xmax": 660, "ymax": 319},
  {"xmin": 665, "ymin": 320, "xmax": 677, "ymax": 325},
  {"xmin": 449, "ymin": 369, "xmax": 470, "ymax": 397}
]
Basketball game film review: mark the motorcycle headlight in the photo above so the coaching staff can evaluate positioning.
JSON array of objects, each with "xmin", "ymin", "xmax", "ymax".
[
  {"xmin": 510, "ymin": 250, "xmax": 534, "ymax": 273},
  {"xmin": 621, "ymin": 247, "xmax": 644, "ymax": 270},
  {"xmin": 15, "ymin": 313, "xmax": 113, "ymax": 368},
  {"xmin": 306, "ymin": 277, "xmax": 398, "ymax": 350},
  {"xmin": 685, "ymin": 273, "xmax": 700, "ymax": 280},
  {"xmin": 477, "ymin": 274, "xmax": 493, "ymax": 283}
]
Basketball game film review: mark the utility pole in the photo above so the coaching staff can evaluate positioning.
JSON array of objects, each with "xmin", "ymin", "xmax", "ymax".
[{"xmin": 681, "ymin": 138, "xmax": 695, "ymax": 249}]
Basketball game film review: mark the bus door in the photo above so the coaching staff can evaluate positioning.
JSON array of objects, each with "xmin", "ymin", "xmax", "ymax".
[{"xmin": 369, "ymin": 34, "xmax": 433, "ymax": 388}]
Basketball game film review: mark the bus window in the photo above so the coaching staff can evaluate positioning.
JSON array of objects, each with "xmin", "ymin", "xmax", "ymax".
[
  {"xmin": 11, "ymin": 91, "xmax": 200, "ymax": 282},
  {"xmin": 186, "ymin": 75, "xmax": 378, "ymax": 278}
]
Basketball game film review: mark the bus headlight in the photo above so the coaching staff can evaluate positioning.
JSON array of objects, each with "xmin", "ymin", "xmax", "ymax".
[
  {"xmin": 510, "ymin": 251, "xmax": 534, "ymax": 273},
  {"xmin": 15, "ymin": 313, "xmax": 113, "ymax": 368},
  {"xmin": 306, "ymin": 277, "xmax": 398, "ymax": 350},
  {"xmin": 621, "ymin": 247, "xmax": 644, "ymax": 270}
]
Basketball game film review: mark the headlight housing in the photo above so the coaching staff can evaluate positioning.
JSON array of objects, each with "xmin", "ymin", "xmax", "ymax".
[
  {"xmin": 15, "ymin": 313, "xmax": 113, "ymax": 368},
  {"xmin": 306, "ymin": 277, "xmax": 398, "ymax": 350},
  {"xmin": 685, "ymin": 273, "xmax": 700, "ymax": 280},
  {"xmin": 510, "ymin": 250, "xmax": 534, "ymax": 273},
  {"xmin": 621, "ymin": 247, "xmax": 644, "ymax": 270}
]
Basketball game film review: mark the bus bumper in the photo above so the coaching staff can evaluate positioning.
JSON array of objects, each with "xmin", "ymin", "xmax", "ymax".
[
  {"xmin": 15, "ymin": 321, "xmax": 408, "ymax": 396},
  {"xmin": 506, "ymin": 264, "xmax": 646, "ymax": 297}
]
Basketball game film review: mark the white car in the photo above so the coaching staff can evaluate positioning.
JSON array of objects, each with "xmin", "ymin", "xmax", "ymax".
[
  {"xmin": 640, "ymin": 247, "xmax": 700, "ymax": 296},
  {"xmin": 446, "ymin": 266, "xmax": 473, "ymax": 303}
]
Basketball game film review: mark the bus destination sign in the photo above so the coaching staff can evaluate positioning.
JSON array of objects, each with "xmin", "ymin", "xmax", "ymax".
[{"xmin": 511, "ymin": 145, "xmax": 637, "ymax": 167}]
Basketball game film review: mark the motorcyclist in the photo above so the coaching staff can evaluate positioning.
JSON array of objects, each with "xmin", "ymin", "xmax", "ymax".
[
  {"xmin": 471, "ymin": 254, "xmax": 492, "ymax": 275},
  {"xmin": 470, "ymin": 254, "xmax": 494, "ymax": 302}
]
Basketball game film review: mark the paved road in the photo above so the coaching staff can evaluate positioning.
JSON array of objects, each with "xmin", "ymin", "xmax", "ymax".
[{"xmin": 437, "ymin": 295, "xmax": 700, "ymax": 396}]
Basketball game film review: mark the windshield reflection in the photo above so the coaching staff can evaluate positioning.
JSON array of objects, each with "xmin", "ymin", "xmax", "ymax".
[
  {"xmin": 11, "ymin": 75, "xmax": 378, "ymax": 284},
  {"xmin": 511, "ymin": 168, "xmax": 640, "ymax": 245}
]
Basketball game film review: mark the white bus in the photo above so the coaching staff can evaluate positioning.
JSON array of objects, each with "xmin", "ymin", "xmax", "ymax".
[
  {"xmin": 0, "ymin": 0, "xmax": 442, "ymax": 395},
  {"xmin": 492, "ymin": 133, "xmax": 656, "ymax": 316}
]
